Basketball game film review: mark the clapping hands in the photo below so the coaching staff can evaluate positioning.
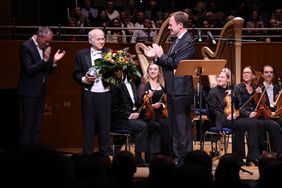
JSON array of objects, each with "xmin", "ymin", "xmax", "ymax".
[
  {"xmin": 43, "ymin": 46, "xmax": 66, "ymax": 64},
  {"xmin": 144, "ymin": 43, "xmax": 164, "ymax": 58}
]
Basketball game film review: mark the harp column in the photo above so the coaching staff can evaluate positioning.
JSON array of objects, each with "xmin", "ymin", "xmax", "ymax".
[{"xmin": 232, "ymin": 17, "xmax": 244, "ymax": 84}]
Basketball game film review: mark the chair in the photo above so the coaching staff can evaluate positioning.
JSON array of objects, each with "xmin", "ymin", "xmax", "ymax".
[
  {"xmin": 200, "ymin": 102, "xmax": 233, "ymax": 157},
  {"xmin": 202, "ymin": 126, "xmax": 233, "ymax": 157},
  {"xmin": 110, "ymin": 130, "xmax": 133, "ymax": 154}
]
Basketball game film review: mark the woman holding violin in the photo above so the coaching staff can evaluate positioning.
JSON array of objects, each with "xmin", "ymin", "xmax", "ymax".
[
  {"xmin": 207, "ymin": 68, "xmax": 260, "ymax": 166},
  {"xmin": 233, "ymin": 66, "xmax": 282, "ymax": 156},
  {"xmin": 140, "ymin": 62, "xmax": 171, "ymax": 156}
]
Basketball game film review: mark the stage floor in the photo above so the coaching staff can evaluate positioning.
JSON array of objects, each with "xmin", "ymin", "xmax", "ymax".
[{"xmin": 55, "ymin": 141, "xmax": 259, "ymax": 181}]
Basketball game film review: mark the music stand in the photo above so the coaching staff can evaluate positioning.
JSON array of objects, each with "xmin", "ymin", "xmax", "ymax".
[{"xmin": 175, "ymin": 59, "xmax": 226, "ymax": 150}]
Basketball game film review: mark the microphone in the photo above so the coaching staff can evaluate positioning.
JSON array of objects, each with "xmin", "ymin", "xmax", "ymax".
[
  {"xmin": 196, "ymin": 82, "xmax": 200, "ymax": 97},
  {"xmin": 207, "ymin": 31, "xmax": 216, "ymax": 45},
  {"xmin": 197, "ymin": 30, "xmax": 202, "ymax": 42}
]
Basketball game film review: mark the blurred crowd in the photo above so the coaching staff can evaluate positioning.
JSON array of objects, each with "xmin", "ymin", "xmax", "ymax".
[{"xmin": 65, "ymin": 0, "xmax": 282, "ymax": 42}]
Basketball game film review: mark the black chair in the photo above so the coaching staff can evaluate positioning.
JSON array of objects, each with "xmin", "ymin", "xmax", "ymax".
[
  {"xmin": 110, "ymin": 130, "xmax": 133, "ymax": 154},
  {"xmin": 200, "ymin": 103, "xmax": 233, "ymax": 157}
]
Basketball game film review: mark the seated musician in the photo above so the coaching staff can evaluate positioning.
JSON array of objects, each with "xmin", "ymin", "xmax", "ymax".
[
  {"xmin": 233, "ymin": 66, "xmax": 282, "ymax": 156},
  {"xmin": 207, "ymin": 68, "xmax": 260, "ymax": 166},
  {"xmin": 111, "ymin": 70, "xmax": 160, "ymax": 166},
  {"xmin": 139, "ymin": 62, "xmax": 170, "ymax": 156},
  {"xmin": 259, "ymin": 64, "xmax": 282, "ymax": 126}
]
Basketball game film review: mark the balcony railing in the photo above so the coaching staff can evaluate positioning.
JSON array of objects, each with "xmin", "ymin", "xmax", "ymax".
[{"xmin": 0, "ymin": 25, "xmax": 282, "ymax": 42}]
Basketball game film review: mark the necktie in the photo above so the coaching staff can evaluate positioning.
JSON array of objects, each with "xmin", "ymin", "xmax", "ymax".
[{"xmin": 171, "ymin": 38, "xmax": 180, "ymax": 52}]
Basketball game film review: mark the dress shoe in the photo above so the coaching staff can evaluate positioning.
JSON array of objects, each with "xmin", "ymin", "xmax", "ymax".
[{"xmin": 239, "ymin": 160, "xmax": 247, "ymax": 166}]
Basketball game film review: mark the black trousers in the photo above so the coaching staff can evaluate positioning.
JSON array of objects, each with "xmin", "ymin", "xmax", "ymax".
[{"xmin": 82, "ymin": 91, "xmax": 112, "ymax": 156}]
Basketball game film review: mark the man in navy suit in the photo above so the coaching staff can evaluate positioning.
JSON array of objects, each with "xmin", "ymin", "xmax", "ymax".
[
  {"xmin": 73, "ymin": 29, "xmax": 112, "ymax": 156},
  {"xmin": 17, "ymin": 26, "xmax": 66, "ymax": 145},
  {"xmin": 144, "ymin": 11, "xmax": 196, "ymax": 166}
]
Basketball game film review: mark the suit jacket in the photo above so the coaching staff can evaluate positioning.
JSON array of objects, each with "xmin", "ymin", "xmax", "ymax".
[
  {"xmin": 155, "ymin": 31, "xmax": 196, "ymax": 96},
  {"xmin": 17, "ymin": 38, "xmax": 56, "ymax": 97},
  {"xmin": 73, "ymin": 47, "xmax": 109, "ymax": 90},
  {"xmin": 111, "ymin": 80, "xmax": 143, "ymax": 120}
]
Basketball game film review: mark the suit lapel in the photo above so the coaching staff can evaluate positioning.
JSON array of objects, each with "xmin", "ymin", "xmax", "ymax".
[
  {"xmin": 83, "ymin": 48, "xmax": 92, "ymax": 68},
  {"xmin": 168, "ymin": 32, "xmax": 189, "ymax": 54},
  {"xmin": 121, "ymin": 82, "xmax": 133, "ymax": 104},
  {"xmin": 29, "ymin": 39, "xmax": 42, "ymax": 61},
  {"xmin": 131, "ymin": 82, "xmax": 138, "ymax": 103}
]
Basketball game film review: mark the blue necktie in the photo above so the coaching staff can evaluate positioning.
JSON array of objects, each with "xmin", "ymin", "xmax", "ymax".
[{"xmin": 171, "ymin": 38, "xmax": 180, "ymax": 52}]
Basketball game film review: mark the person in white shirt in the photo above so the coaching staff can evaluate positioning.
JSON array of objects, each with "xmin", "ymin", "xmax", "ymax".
[
  {"xmin": 130, "ymin": 18, "xmax": 157, "ymax": 43},
  {"xmin": 105, "ymin": 0, "xmax": 120, "ymax": 21},
  {"xmin": 73, "ymin": 29, "xmax": 112, "ymax": 156},
  {"xmin": 80, "ymin": 0, "xmax": 98, "ymax": 26},
  {"xmin": 260, "ymin": 65, "xmax": 282, "ymax": 127}
]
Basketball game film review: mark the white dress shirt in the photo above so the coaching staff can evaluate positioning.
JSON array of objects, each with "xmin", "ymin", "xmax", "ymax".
[
  {"xmin": 85, "ymin": 47, "xmax": 110, "ymax": 92},
  {"xmin": 264, "ymin": 81, "xmax": 274, "ymax": 108}
]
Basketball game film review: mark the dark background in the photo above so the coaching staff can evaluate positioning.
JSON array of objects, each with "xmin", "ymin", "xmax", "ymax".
[{"xmin": 1, "ymin": 0, "xmax": 281, "ymax": 26}]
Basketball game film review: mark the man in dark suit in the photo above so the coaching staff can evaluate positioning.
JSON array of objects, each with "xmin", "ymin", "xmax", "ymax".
[
  {"xmin": 111, "ymin": 72, "xmax": 160, "ymax": 166},
  {"xmin": 144, "ymin": 11, "xmax": 196, "ymax": 166},
  {"xmin": 17, "ymin": 26, "xmax": 66, "ymax": 145},
  {"xmin": 73, "ymin": 28, "xmax": 112, "ymax": 156}
]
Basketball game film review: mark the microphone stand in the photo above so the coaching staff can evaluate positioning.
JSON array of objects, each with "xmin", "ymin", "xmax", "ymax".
[{"xmin": 226, "ymin": 38, "xmax": 253, "ymax": 176}]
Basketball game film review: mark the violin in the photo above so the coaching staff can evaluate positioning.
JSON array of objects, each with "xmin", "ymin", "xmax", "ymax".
[
  {"xmin": 224, "ymin": 94, "xmax": 239, "ymax": 117},
  {"xmin": 143, "ymin": 92, "xmax": 155, "ymax": 122},
  {"xmin": 162, "ymin": 93, "xmax": 168, "ymax": 118},
  {"xmin": 275, "ymin": 106, "xmax": 282, "ymax": 117},
  {"xmin": 253, "ymin": 88, "xmax": 272, "ymax": 119},
  {"xmin": 274, "ymin": 91, "xmax": 282, "ymax": 117}
]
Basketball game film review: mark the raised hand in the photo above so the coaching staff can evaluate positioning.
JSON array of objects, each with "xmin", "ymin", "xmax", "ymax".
[
  {"xmin": 53, "ymin": 49, "xmax": 66, "ymax": 64},
  {"xmin": 144, "ymin": 45, "xmax": 157, "ymax": 59},
  {"xmin": 152, "ymin": 43, "xmax": 163, "ymax": 58}
]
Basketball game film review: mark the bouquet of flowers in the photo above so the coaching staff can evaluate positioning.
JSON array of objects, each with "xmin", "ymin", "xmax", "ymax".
[{"xmin": 92, "ymin": 48, "xmax": 141, "ymax": 85}]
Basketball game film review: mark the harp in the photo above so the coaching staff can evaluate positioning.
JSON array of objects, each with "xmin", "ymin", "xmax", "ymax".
[
  {"xmin": 135, "ymin": 17, "xmax": 170, "ymax": 78},
  {"xmin": 202, "ymin": 17, "xmax": 244, "ymax": 87}
]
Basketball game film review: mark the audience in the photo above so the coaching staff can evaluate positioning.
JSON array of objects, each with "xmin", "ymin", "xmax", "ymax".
[{"xmin": 58, "ymin": 1, "xmax": 282, "ymax": 41}]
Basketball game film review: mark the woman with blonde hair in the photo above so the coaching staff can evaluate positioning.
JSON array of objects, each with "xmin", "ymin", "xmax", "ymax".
[{"xmin": 141, "ymin": 63, "xmax": 170, "ymax": 156}]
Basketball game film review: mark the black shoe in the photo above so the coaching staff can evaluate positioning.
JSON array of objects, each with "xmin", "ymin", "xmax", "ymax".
[{"xmin": 239, "ymin": 160, "xmax": 247, "ymax": 166}]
